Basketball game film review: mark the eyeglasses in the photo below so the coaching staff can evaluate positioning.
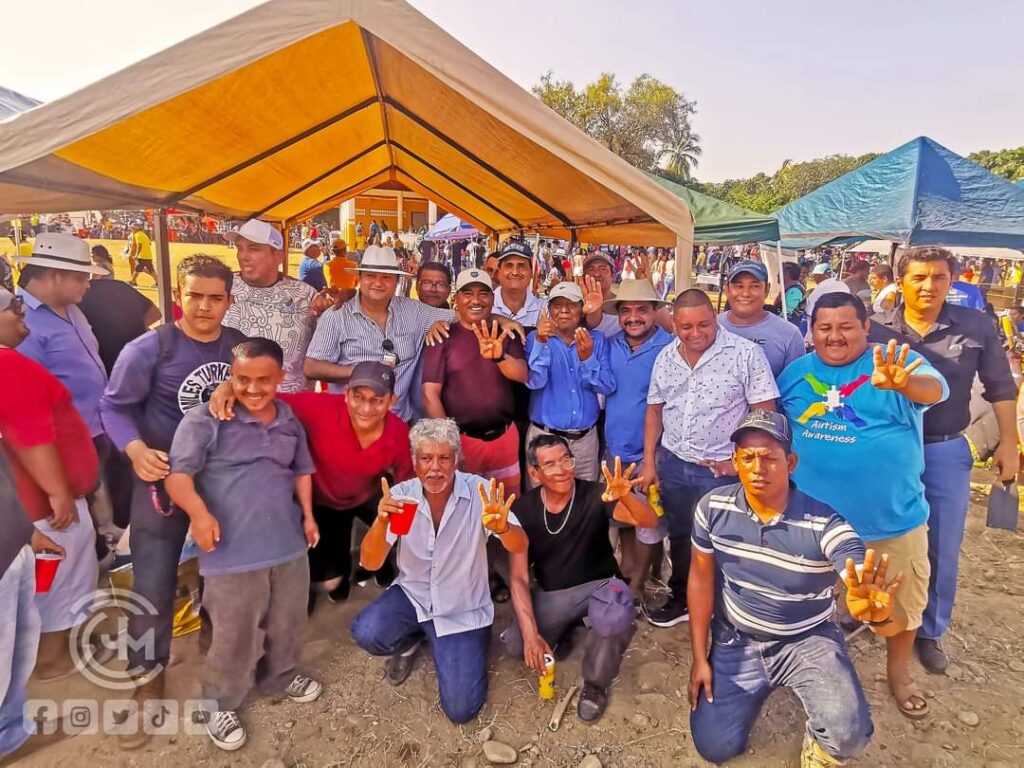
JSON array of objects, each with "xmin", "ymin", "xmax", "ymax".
[
  {"xmin": 535, "ymin": 456, "xmax": 576, "ymax": 475},
  {"xmin": 419, "ymin": 280, "xmax": 450, "ymax": 290}
]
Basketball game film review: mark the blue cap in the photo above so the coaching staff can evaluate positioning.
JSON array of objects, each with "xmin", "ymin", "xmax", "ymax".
[
  {"xmin": 728, "ymin": 260, "xmax": 769, "ymax": 283},
  {"xmin": 497, "ymin": 240, "xmax": 533, "ymax": 261}
]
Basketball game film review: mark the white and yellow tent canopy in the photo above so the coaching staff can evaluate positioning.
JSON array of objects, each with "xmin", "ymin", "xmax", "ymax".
[{"xmin": 0, "ymin": 0, "xmax": 693, "ymax": 251}]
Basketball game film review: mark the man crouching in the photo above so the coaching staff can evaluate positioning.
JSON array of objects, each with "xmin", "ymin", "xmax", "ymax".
[
  {"xmin": 688, "ymin": 410, "xmax": 902, "ymax": 766},
  {"xmin": 350, "ymin": 418, "xmax": 528, "ymax": 723}
]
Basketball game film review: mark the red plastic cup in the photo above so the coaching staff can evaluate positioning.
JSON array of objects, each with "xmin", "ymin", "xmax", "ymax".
[
  {"xmin": 35, "ymin": 552, "xmax": 63, "ymax": 593},
  {"xmin": 389, "ymin": 496, "xmax": 419, "ymax": 536}
]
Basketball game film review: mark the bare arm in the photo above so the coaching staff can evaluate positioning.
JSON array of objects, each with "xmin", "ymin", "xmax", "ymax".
[
  {"xmin": 303, "ymin": 357, "xmax": 356, "ymax": 383},
  {"xmin": 9, "ymin": 443, "xmax": 77, "ymax": 529},
  {"xmin": 164, "ymin": 472, "xmax": 220, "ymax": 552},
  {"xmin": 991, "ymin": 400, "xmax": 1020, "ymax": 482},
  {"xmin": 496, "ymin": 356, "xmax": 529, "ymax": 384},
  {"xmin": 508, "ymin": 549, "xmax": 551, "ymax": 674},
  {"xmin": 749, "ymin": 400, "xmax": 776, "ymax": 412},
  {"xmin": 687, "ymin": 549, "xmax": 716, "ymax": 709},
  {"xmin": 612, "ymin": 491, "xmax": 660, "ymax": 529},
  {"xmin": 496, "ymin": 524, "xmax": 528, "ymax": 554},
  {"xmin": 641, "ymin": 403, "xmax": 664, "ymax": 487},
  {"xmin": 421, "ymin": 382, "xmax": 447, "ymax": 419}
]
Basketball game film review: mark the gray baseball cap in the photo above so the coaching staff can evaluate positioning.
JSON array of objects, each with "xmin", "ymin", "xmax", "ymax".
[
  {"xmin": 348, "ymin": 361, "xmax": 395, "ymax": 396},
  {"xmin": 730, "ymin": 410, "xmax": 792, "ymax": 448}
]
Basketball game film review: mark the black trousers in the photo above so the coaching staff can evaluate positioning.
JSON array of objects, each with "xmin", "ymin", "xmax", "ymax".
[{"xmin": 308, "ymin": 499, "xmax": 378, "ymax": 584}]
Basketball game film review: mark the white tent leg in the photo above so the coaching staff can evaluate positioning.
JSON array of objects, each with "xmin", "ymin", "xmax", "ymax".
[
  {"xmin": 777, "ymin": 243, "xmax": 787, "ymax": 317},
  {"xmin": 677, "ymin": 236, "xmax": 693, "ymax": 290}
]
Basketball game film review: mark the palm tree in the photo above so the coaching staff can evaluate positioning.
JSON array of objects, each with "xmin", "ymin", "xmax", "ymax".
[{"xmin": 659, "ymin": 128, "xmax": 702, "ymax": 179}]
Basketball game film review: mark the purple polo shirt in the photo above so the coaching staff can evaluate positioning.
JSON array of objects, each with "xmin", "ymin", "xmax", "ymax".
[{"xmin": 16, "ymin": 288, "xmax": 108, "ymax": 437}]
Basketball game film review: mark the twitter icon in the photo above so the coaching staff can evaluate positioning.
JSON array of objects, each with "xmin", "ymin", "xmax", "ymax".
[{"xmin": 103, "ymin": 701, "xmax": 138, "ymax": 735}]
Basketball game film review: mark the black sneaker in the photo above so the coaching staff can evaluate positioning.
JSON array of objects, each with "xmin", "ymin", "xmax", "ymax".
[
  {"xmin": 577, "ymin": 683, "xmax": 609, "ymax": 723},
  {"xmin": 647, "ymin": 601, "xmax": 689, "ymax": 628},
  {"xmin": 327, "ymin": 578, "xmax": 351, "ymax": 602},
  {"xmin": 915, "ymin": 637, "xmax": 949, "ymax": 674}
]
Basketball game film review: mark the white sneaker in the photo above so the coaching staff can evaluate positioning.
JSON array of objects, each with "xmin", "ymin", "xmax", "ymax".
[
  {"xmin": 286, "ymin": 674, "xmax": 323, "ymax": 703},
  {"xmin": 206, "ymin": 709, "xmax": 246, "ymax": 751}
]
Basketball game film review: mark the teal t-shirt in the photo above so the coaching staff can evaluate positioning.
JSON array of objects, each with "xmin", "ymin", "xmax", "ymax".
[{"xmin": 777, "ymin": 347, "xmax": 948, "ymax": 541}]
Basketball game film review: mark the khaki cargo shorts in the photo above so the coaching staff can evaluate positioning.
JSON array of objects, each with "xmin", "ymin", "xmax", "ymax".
[{"xmin": 867, "ymin": 524, "xmax": 930, "ymax": 631}]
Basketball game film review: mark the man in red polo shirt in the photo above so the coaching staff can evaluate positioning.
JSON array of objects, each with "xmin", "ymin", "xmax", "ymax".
[
  {"xmin": 209, "ymin": 360, "xmax": 413, "ymax": 606},
  {"xmin": 0, "ymin": 288, "xmax": 101, "ymax": 680},
  {"xmin": 421, "ymin": 268, "xmax": 528, "ymax": 495}
]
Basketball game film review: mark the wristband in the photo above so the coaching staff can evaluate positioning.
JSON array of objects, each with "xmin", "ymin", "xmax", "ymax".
[{"xmin": 494, "ymin": 353, "xmax": 507, "ymax": 363}]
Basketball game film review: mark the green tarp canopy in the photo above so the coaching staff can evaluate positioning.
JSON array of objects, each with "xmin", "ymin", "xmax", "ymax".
[{"xmin": 645, "ymin": 172, "xmax": 780, "ymax": 245}]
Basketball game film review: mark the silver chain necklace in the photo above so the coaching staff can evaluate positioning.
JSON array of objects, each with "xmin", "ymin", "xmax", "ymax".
[{"xmin": 542, "ymin": 484, "xmax": 576, "ymax": 536}]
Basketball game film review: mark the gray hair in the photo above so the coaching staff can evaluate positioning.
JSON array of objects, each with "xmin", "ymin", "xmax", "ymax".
[{"xmin": 409, "ymin": 418, "xmax": 462, "ymax": 463}]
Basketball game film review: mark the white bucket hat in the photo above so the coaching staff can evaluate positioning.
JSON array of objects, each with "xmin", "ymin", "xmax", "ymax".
[
  {"xmin": 224, "ymin": 219, "xmax": 284, "ymax": 250},
  {"xmin": 349, "ymin": 245, "xmax": 411, "ymax": 276},
  {"xmin": 15, "ymin": 232, "xmax": 108, "ymax": 275}
]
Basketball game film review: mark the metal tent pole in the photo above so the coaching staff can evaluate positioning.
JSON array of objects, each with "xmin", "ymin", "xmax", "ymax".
[{"xmin": 152, "ymin": 209, "xmax": 174, "ymax": 323}]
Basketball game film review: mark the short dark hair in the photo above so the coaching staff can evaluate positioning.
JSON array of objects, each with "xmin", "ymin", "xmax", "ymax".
[
  {"xmin": 91, "ymin": 244, "xmax": 112, "ymax": 262},
  {"xmin": 232, "ymin": 337, "xmax": 284, "ymax": 367},
  {"xmin": 849, "ymin": 259, "xmax": 869, "ymax": 273},
  {"xmin": 673, "ymin": 288, "xmax": 714, "ymax": 311},
  {"xmin": 416, "ymin": 261, "xmax": 452, "ymax": 283},
  {"xmin": 176, "ymin": 254, "xmax": 233, "ymax": 293},
  {"xmin": 782, "ymin": 262, "xmax": 802, "ymax": 281},
  {"xmin": 870, "ymin": 264, "xmax": 894, "ymax": 282},
  {"xmin": 896, "ymin": 246, "xmax": 955, "ymax": 279},
  {"xmin": 17, "ymin": 264, "xmax": 46, "ymax": 288},
  {"xmin": 811, "ymin": 292, "xmax": 868, "ymax": 326},
  {"xmin": 527, "ymin": 434, "xmax": 572, "ymax": 467}
]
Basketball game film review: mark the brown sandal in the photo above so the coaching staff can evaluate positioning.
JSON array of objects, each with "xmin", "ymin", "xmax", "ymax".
[{"xmin": 890, "ymin": 678, "xmax": 930, "ymax": 719}]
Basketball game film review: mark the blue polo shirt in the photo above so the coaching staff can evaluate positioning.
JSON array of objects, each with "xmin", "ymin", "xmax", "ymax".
[
  {"xmin": 17, "ymin": 288, "xmax": 108, "ymax": 437},
  {"xmin": 692, "ymin": 482, "xmax": 865, "ymax": 638},
  {"xmin": 778, "ymin": 348, "xmax": 948, "ymax": 540},
  {"xmin": 169, "ymin": 400, "xmax": 315, "ymax": 577},
  {"xmin": 525, "ymin": 330, "xmax": 615, "ymax": 430},
  {"xmin": 604, "ymin": 327, "xmax": 672, "ymax": 462}
]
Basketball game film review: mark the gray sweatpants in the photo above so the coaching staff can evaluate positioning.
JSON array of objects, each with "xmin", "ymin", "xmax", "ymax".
[
  {"xmin": 202, "ymin": 554, "xmax": 310, "ymax": 711},
  {"xmin": 501, "ymin": 578, "xmax": 635, "ymax": 689}
]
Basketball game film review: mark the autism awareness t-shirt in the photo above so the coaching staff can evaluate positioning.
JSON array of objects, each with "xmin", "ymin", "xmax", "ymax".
[{"xmin": 777, "ymin": 347, "xmax": 948, "ymax": 541}]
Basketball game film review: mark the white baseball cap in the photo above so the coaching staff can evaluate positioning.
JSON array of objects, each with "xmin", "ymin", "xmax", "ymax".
[
  {"xmin": 301, "ymin": 238, "xmax": 320, "ymax": 254},
  {"xmin": 548, "ymin": 281, "xmax": 583, "ymax": 304},
  {"xmin": 224, "ymin": 219, "xmax": 284, "ymax": 250},
  {"xmin": 454, "ymin": 268, "xmax": 493, "ymax": 292}
]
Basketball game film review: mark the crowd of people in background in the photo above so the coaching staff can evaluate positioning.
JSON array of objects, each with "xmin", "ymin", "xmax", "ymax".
[{"xmin": 2, "ymin": 213, "xmax": 1023, "ymax": 767}]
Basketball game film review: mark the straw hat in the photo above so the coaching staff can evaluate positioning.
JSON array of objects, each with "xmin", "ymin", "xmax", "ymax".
[
  {"xmin": 15, "ymin": 232, "xmax": 109, "ymax": 275},
  {"xmin": 602, "ymin": 279, "xmax": 667, "ymax": 313},
  {"xmin": 348, "ymin": 245, "xmax": 411, "ymax": 275}
]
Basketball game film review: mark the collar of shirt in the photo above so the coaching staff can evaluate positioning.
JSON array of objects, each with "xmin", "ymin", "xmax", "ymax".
[
  {"xmin": 610, "ymin": 326, "xmax": 672, "ymax": 358},
  {"xmin": 352, "ymin": 292, "xmax": 395, "ymax": 320},
  {"xmin": 673, "ymin": 323, "xmax": 738, "ymax": 370},
  {"xmin": 876, "ymin": 302, "xmax": 951, "ymax": 340},
  {"xmin": 233, "ymin": 400, "xmax": 293, "ymax": 430},
  {"xmin": 17, "ymin": 287, "xmax": 44, "ymax": 312},
  {"xmin": 492, "ymin": 288, "xmax": 545, "ymax": 322},
  {"xmin": 731, "ymin": 482, "xmax": 804, "ymax": 527}
]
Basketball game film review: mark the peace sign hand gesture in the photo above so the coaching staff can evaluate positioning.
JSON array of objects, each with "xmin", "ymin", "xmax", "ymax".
[
  {"xmin": 844, "ymin": 549, "xmax": 904, "ymax": 624},
  {"xmin": 872, "ymin": 340, "xmax": 924, "ymax": 392},
  {"xmin": 601, "ymin": 456, "xmax": 638, "ymax": 502},
  {"xmin": 536, "ymin": 307, "xmax": 555, "ymax": 343},
  {"xmin": 478, "ymin": 478, "xmax": 516, "ymax": 534},
  {"xmin": 473, "ymin": 320, "xmax": 511, "ymax": 360}
]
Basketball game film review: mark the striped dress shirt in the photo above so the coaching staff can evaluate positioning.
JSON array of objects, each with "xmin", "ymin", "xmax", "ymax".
[
  {"xmin": 692, "ymin": 482, "xmax": 864, "ymax": 638},
  {"xmin": 305, "ymin": 293, "xmax": 454, "ymax": 421}
]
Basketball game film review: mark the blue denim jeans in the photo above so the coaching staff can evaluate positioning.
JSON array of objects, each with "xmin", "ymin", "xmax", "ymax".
[
  {"xmin": 658, "ymin": 452, "xmax": 734, "ymax": 606},
  {"xmin": 350, "ymin": 586, "xmax": 490, "ymax": 724},
  {"xmin": 0, "ymin": 546, "xmax": 41, "ymax": 757},
  {"xmin": 920, "ymin": 437, "xmax": 973, "ymax": 641},
  {"xmin": 690, "ymin": 621, "xmax": 873, "ymax": 764}
]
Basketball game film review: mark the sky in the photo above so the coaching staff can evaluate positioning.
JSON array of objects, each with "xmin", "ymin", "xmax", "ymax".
[{"xmin": 1, "ymin": 0, "xmax": 1021, "ymax": 182}]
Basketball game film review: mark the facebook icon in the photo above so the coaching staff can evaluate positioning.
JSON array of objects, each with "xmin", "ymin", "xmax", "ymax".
[{"xmin": 24, "ymin": 699, "xmax": 59, "ymax": 737}]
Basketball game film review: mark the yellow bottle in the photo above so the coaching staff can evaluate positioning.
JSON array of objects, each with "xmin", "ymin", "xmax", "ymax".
[
  {"xmin": 647, "ymin": 485, "xmax": 665, "ymax": 517},
  {"xmin": 538, "ymin": 653, "xmax": 556, "ymax": 700}
]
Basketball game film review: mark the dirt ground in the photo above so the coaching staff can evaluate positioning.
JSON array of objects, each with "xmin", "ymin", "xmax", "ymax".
[{"xmin": 12, "ymin": 470, "xmax": 1024, "ymax": 768}]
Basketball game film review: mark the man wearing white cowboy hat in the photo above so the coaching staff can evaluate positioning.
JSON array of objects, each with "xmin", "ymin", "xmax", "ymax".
[
  {"xmin": 222, "ymin": 219, "xmax": 333, "ymax": 393},
  {"xmin": 602, "ymin": 280, "xmax": 674, "ymax": 601},
  {"xmin": 305, "ymin": 244, "xmax": 458, "ymax": 422}
]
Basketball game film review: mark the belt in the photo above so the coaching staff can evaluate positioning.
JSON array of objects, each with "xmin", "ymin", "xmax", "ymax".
[
  {"xmin": 923, "ymin": 431, "xmax": 964, "ymax": 444},
  {"xmin": 460, "ymin": 422, "xmax": 511, "ymax": 442},
  {"xmin": 532, "ymin": 422, "xmax": 593, "ymax": 441}
]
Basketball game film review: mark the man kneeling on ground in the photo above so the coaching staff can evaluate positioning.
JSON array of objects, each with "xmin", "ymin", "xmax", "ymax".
[
  {"xmin": 350, "ymin": 418, "xmax": 528, "ymax": 724},
  {"xmin": 688, "ymin": 410, "xmax": 902, "ymax": 767},
  {"xmin": 504, "ymin": 436, "xmax": 660, "ymax": 722}
]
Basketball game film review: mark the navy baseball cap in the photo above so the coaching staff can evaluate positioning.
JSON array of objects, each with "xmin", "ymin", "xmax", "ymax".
[
  {"xmin": 497, "ymin": 240, "xmax": 533, "ymax": 261},
  {"xmin": 731, "ymin": 410, "xmax": 792, "ymax": 448},
  {"xmin": 728, "ymin": 260, "xmax": 769, "ymax": 283},
  {"xmin": 348, "ymin": 361, "xmax": 395, "ymax": 396}
]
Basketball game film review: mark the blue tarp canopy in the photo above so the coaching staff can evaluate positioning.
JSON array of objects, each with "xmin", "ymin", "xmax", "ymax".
[
  {"xmin": 424, "ymin": 213, "xmax": 480, "ymax": 241},
  {"xmin": 775, "ymin": 137, "xmax": 1024, "ymax": 251}
]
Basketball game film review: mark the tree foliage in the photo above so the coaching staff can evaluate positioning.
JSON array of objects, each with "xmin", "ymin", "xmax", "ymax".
[
  {"xmin": 658, "ymin": 153, "xmax": 881, "ymax": 214},
  {"xmin": 533, "ymin": 71, "xmax": 701, "ymax": 178},
  {"xmin": 968, "ymin": 146, "xmax": 1024, "ymax": 182}
]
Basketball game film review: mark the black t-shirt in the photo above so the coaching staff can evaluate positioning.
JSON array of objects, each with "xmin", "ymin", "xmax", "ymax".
[
  {"xmin": 512, "ymin": 480, "xmax": 619, "ymax": 592},
  {"xmin": 79, "ymin": 278, "xmax": 157, "ymax": 374}
]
